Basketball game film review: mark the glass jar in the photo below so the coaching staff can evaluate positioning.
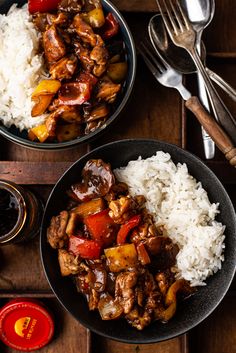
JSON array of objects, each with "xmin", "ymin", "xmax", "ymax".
[{"xmin": 0, "ymin": 179, "xmax": 43, "ymax": 244}]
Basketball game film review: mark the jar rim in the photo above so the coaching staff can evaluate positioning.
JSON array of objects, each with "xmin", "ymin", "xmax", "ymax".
[{"xmin": 0, "ymin": 180, "xmax": 27, "ymax": 243}]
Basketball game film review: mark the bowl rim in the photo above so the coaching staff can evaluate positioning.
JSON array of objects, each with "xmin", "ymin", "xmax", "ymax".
[
  {"xmin": 0, "ymin": 0, "xmax": 137, "ymax": 150},
  {"xmin": 40, "ymin": 138, "xmax": 236, "ymax": 343}
]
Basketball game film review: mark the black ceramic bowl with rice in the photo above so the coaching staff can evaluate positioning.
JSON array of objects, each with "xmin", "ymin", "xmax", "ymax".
[
  {"xmin": 40, "ymin": 139, "xmax": 236, "ymax": 343},
  {"xmin": 0, "ymin": 0, "xmax": 136, "ymax": 150}
]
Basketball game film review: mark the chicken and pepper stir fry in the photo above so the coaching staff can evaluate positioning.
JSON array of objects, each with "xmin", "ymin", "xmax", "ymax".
[
  {"xmin": 28, "ymin": 0, "xmax": 127, "ymax": 143},
  {"xmin": 47, "ymin": 159, "xmax": 194, "ymax": 330}
]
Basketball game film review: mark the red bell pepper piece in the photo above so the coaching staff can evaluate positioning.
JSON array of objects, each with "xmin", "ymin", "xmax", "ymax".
[
  {"xmin": 58, "ymin": 82, "xmax": 91, "ymax": 105},
  {"xmin": 28, "ymin": 0, "xmax": 60, "ymax": 14},
  {"xmin": 84, "ymin": 209, "xmax": 116, "ymax": 248},
  {"xmin": 117, "ymin": 214, "xmax": 141, "ymax": 245},
  {"xmin": 68, "ymin": 235, "xmax": 101, "ymax": 259},
  {"xmin": 136, "ymin": 243, "xmax": 151, "ymax": 265},
  {"xmin": 101, "ymin": 13, "xmax": 119, "ymax": 40},
  {"xmin": 77, "ymin": 71, "xmax": 98, "ymax": 90}
]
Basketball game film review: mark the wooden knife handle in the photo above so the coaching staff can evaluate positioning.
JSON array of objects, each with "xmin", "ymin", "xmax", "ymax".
[{"xmin": 185, "ymin": 96, "xmax": 236, "ymax": 167}]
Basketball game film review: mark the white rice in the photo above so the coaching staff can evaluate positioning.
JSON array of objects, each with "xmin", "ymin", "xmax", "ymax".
[
  {"xmin": 0, "ymin": 4, "xmax": 46, "ymax": 131},
  {"xmin": 114, "ymin": 151, "xmax": 225, "ymax": 286}
]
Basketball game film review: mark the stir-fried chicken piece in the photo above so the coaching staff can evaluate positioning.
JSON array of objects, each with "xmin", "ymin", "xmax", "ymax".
[
  {"xmin": 90, "ymin": 43, "xmax": 108, "ymax": 65},
  {"xmin": 86, "ymin": 259, "xmax": 107, "ymax": 292},
  {"xmin": 126, "ymin": 307, "xmax": 151, "ymax": 330},
  {"xmin": 50, "ymin": 54, "xmax": 78, "ymax": 80},
  {"xmin": 73, "ymin": 15, "xmax": 97, "ymax": 46},
  {"xmin": 109, "ymin": 195, "xmax": 140, "ymax": 224},
  {"xmin": 47, "ymin": 12, "xmax": 68, "ymax": 26},
  {"xmin": 130, "ymin": 217, "xmax": 158, "ymax": 244},
  {"xmin": 93, "ymin": 64, "xmax": 106, "ymax": 77},
  {"xmin": 47, "ymin": 210, "xmax": 69, "ymax": 249},
  {"xmin": 58, "ymin": 249, "xmax": 80, "ymax": 276},
  {"xmin": 74, "ymin": 41, "xmax": 94, "ymax": 71},
  {"xmin": 58, "ymin": 0, "xmax": 83, "ymax": 12},
  {"xmin": 90, "ymin": 42, "xmax": 108, "ymax": 77},
  {"xmin": 104, "ymin": 182, "xmax": 128, "ymax": 202},
  {"xmin": 126, "ymin": 271, "xmax": 161, "ymax": 330},
  {"xmin": 85, "ymin": 103, "xmax": 109, "ymax": 122},
  {"xmin": 43, "ymin": 25, "xmax": 66, "ymax": 64},
  {"xmin": 32, "ymin": 13, "xmax": 48, "ymax": 32},
  {"xmin": 45, "ymin": 105, "xmax": 82, "ymax": 136},
  {"xmin": 76, "ymin": 262, "xmax": 101, "ymax": 310},
  {"xmin": 85, "ymin": 117, "xmax": 107, "ymax": 134},
  {"xmin": 88, "ymin": 288, "xmax": 100, "ymax": 310},
  {"xmin": 115, "ymin": 271, "xmax": 138, "ymax": 314},
  {"xmin": 96, "ymin": 79, "xmax": 121, "ymax": 103},
  {"xmin": 155, "ymin": 270, "xmax": 175, "ymax": 296}
]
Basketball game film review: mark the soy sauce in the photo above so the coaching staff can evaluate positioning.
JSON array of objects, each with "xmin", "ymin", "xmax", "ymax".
[{"xmin": 0, "ymin": 190, "xmax": 19, "ymax": 236}]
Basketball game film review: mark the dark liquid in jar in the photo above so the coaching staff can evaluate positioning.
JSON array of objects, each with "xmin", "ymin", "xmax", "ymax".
[{"xmin": 0, "ymin": 190, "xmax": 19, "ymax": 236}]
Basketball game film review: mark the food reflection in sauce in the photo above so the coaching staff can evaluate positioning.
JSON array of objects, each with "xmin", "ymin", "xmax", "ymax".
[{"xmin": 47, "ymin": 159, "xmax": 194, "ymax": 330}]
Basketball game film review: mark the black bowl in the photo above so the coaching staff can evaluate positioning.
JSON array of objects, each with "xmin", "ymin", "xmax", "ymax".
[
  {"xmin": 40, "ymin": 139, "xmax": 236, "ymax": 343},
  {"xmin": 0, "ymin": 0, "xmax": 136, "ymax": 150}
]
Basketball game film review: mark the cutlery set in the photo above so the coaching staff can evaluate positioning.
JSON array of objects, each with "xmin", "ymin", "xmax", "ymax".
[{"xmin": 140, "ymin": 0, "xmax": 236, "ymax": 165}]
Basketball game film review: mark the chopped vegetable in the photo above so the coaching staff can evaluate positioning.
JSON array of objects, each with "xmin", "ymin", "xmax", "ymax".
[
  {"xmin": 101, "ymin": 13, "xmax": 119, "ymax": 39},
  {"xmin": 105, "ymin": 243, "xmax": 138, "ymax": 272},
  {"xmin": 56, "ymin": 123, "xmax": 81, "ymax": 142},
  {"xmin": 66, "ymin": 213, "xmax": 80, "ymax": 236},
  {"xmin": 31, "ymin": 80, "xmax": 61, "ymax": 116},
  {"xmin": 28, "ymin": 124, "xmax": 49, "ymax": 143},
  {"xmin": 107, "ymin": 62, "xmax": 128, "ymax": 83},
  {"xmin": 98, "ymin": 293, "xmax": 123, "ymax": 320},
  {"xmin": 82, "ymin": 8, "xmax": 105, "ymax": 28},
  {"xmin": 116, "ymin": 214, "xmax": 141, "ymax": 245},
  {"xmin": 68, "ymin": 235, "xmax": 101, "ymax": 259},
  {"xmin": 84, "ymin": 209, "xmax": 116, "ymax": 247},
  {"xmin": 31, "ymin": 94, "xmax": 54, "ymax": 117},
  {"xmin": 71, "ymin": 198, "xmax": 106, "ymax": 217},
  {"xmin": 28, "ymin": 0, "xmax": 61, "ymax": 14},
  {"xmin": 157, "ymin": 279, "xmax": 191, "ymax": 322},
  {"xmin": 58, "ymin": 82, "xmax": 91, "ymax": 105},
  {"xmin": 136, "ymin": 243, "xmax": 151, "ymax": 265},
  {"xmin": 32, "ymin": 80, "xmax": 61, "ymax": 98}
]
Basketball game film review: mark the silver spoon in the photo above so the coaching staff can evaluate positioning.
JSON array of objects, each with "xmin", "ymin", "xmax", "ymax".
[{"xmin": 149, "ymin": 14, "xmax": 236, "ymax": 102}]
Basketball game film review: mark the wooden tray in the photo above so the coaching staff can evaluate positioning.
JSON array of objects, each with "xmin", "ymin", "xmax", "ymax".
[{"xmin": 0, "ymin": 1, "xmax": 235, "ymax": 352}]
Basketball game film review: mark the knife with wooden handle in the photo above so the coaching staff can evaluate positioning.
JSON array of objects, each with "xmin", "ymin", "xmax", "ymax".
[{"xmin": 186, "ymin": 97, "xmax": 236, "ymax": 167}]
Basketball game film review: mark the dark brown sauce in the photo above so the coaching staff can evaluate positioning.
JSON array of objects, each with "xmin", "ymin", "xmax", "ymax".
[{"xmin": 0, "ymin": 190, "xmax": 19, "ymax": 236}]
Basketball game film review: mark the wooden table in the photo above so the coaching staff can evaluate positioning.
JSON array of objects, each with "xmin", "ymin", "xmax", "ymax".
[{"xmin": 0, "ymin": 1, "xmax": 236, "ymax": 352}]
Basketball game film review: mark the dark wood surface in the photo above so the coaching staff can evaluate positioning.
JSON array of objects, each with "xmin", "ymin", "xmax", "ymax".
[{"xmin": 0, "ymin": 1, "xmax": 236, "ymax": 352}]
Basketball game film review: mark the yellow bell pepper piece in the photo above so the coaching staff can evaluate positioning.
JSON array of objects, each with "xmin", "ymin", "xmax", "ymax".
[
  {"xmin": 56, "ymin": 123, "xmax": 81, "ymax": 142},
  {"xmin": 107, "ymin": 62, "xmax": 128, "ymax": 83},
  {"xmin": 32, "ymin": 79, "xmax": 61, "ymax": 98},
  {"xmin": 29, "ymin": 124, "xmax": 49, "ymax": 143},
  {"xmin": 82, "ymin": 8, "xmax": 105, "ymax": 28},
  {"xmin": 31, "ymin": 94, "xmax": 54, "ymax": 117},
  {"xmin": 104, "ymin": 243, "xmax": 138, "ymax": 272}
]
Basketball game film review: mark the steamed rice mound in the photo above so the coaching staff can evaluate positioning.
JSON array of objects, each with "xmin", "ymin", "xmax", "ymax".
[
  {"xmin": 0, "ymin": 4, "xmax": 45, "ymax": 131},
  {"xmin": 114, "ymin": 151, "xmax": 225, "ymax": 286}
]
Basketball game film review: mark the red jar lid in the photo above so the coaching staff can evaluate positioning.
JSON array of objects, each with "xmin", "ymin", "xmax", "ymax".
[{"xmin": 0, "ymin": 298, "xmax": 54, "ymax": 351}]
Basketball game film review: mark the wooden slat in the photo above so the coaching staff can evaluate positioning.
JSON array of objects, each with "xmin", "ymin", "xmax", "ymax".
[
  {"xmin": 92, "ymin": 334, "xmax": 189, "ymax": 353},
  {"xmin": 0, "ymin": 161, "xmax": 72, "ymax": 184}
]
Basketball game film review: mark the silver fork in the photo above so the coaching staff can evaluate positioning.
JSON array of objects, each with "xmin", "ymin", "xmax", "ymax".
[
  {"xmin": 139, "ymin": 40, "xmax": 236, "ymax": 166},
  {"xmin": 156, "ymin": 0, "xmax": 236, "ymax": 145}
]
